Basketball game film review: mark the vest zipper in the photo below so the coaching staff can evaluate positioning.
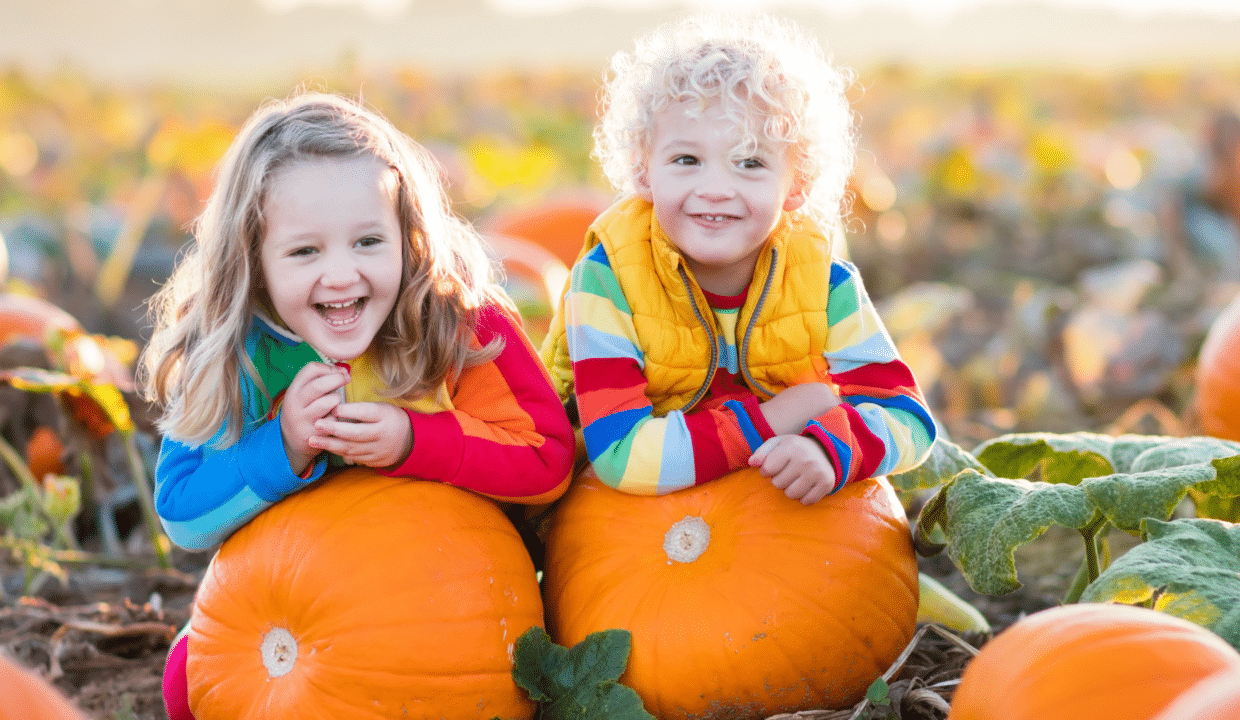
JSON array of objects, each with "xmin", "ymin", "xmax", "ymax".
[
  {"xmin": 738, "ymin": 248, "xmax": 778, "ymax": 398},
  {"xmin": 677, "ymin": 264, "xmax": 718, "ymax": 412}
]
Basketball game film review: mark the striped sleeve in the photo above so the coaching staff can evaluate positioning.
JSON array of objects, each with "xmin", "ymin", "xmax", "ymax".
[
  {"xmin": 382, "ymin": 303, "xmax": 575, "ymax": 504},
  {"xmin": 803, "ymin": 260, "xmax": 937, "ymax": 491},
  {"xmin": 153, "ymin": 414, "xmax": 329, "ymax": 552},
  {"xmin": 565, "ymin": 245, "xmax": 773, "ymax": 495}
]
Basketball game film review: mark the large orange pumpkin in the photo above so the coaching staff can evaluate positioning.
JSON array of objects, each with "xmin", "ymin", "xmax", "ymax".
[
  {"xmin": 949, "ymin": 603, "xmax": 1240, "ymax": 720},
  {"xmin": 1195, "ymin": 293, "xmax": 1240, "ymax": 441},
  {"xmin": 542, "ymin": 469, "xmax": 919, "ymax": 719},
  {"xmin": 0, "ymin": 653, "xmax": 86, "ymax": 720},
  {"xmin": 1152, "ymin": 667, "xmax": 1240, "ymax": 720},
  {"xmin": 187, "ymin": 469, "xmax": 543, "ymax": 720}
]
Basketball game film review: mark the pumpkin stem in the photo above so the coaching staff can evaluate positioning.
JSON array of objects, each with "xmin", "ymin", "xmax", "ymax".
[
  {"xmin": 260, "ymin": 627, "xmax": 298, "ymax": 678},
  {"xmin": 663, "ymin": 516, "xmax": 710, "ymax": 563}
]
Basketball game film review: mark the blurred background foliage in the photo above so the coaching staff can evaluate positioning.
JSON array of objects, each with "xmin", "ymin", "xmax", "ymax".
[{"xmin": 2, "ymin": 60, "xmax": 1240, "ymax": 452}]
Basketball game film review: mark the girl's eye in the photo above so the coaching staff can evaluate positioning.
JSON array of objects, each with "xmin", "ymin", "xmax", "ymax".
[
  {"xmin": 356, "ymin": 236, "xmax": 383, "ymax": 249},
  {"xmin": 672, "ymin": 155, "xmax": 699, "ymax": 166},
  {"xmin": 289, "ymin": 246, "xmax": 317, "ymax": 257},
  {"xmin": 738, "ymin": 157, "xmax": 765, "ymax": 170}
]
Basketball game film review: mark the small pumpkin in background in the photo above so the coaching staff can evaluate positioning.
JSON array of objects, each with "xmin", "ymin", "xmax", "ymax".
[
  {"xmin": 1151, "ymin": 667, "xmax": 1240, "ymax": 720},
  {"xmin": 949, "ymin": 602, "xmax": 1240, "ymax": 720},
  {"xmin": 1194, "ymin": 293, "xmax": 1240, "ymax": 441},
  {"xmin": 24, "ymin": 425, "xmax": 66, "ymax": 480},
  {"xmin": 0, "ymin": 653, "xmax": 87, "ymax": 720},
  {"xmin": 187, "ymin": 469, "xmax": 543, "ymax": 720},
  {"xmin": 542, "ymin": 468, "xmax": 919, "ymax": 719},
  {"xmin": 480, "ymin": 192, "xmax": 612, "ymax": 270}
]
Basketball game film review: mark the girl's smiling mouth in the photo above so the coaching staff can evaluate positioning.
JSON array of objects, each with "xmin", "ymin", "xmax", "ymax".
[{"xmin": 315, "ymin": 298, "xmax": 368, "ymax": 326}]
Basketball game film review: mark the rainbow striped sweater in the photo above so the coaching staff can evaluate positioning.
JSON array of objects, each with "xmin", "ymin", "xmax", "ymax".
[
  {"xmin": 552, "ymin": 203, "xmax": 936, "ymax": 496},
  {"xmin": 154, "ymin": 304, "xmax": 574, "ymax": 551}
]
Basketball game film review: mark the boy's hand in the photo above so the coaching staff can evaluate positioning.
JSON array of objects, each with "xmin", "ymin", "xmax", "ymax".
[
  {"xmin": 749, "ymin": 435, "xmax": 838, "ymax": 505},
  {"xmin": 280, "ymin": 362, "xmax": 349, "ymax": 475},
  {"xmin": 310, "ymin": 402, "xmax": 413, "ymax": 470}
]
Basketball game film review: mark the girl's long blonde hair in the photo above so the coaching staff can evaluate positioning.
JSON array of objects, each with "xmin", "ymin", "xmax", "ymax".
[
  {"xmin": 140, "ymin": 91, "xmax": 510, "ymax": 447},
  {"xmin": 594, "ymin": 12, "xmax": 858, "ymax": 230}
]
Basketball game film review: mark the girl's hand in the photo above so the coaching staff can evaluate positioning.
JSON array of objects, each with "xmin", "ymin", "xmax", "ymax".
[
  {"xmin": 311, "ymin": 401, "xmax": 413, "ymax": 470},
  {"xmin": 748, "ymin": 434, "xmax": 838, "ymax": 505},
  {"xmin": 281, "ymin": 362, "xmax": 350, "ymax": 475}
]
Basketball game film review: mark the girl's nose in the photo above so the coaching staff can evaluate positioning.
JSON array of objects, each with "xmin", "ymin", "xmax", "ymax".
[{"xmin": 320, "ymin": 259, "xmax": 361, "ymax": 288}]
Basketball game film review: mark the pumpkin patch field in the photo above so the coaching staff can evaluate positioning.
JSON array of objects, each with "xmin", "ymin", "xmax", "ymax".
[{"xmin": 4, "ymin": 55, "xmax": 1240, "ymax": 720}]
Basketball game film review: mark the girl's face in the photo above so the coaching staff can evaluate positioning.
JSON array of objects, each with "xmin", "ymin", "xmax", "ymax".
[{"xmin": 259, "ymin": 155, "xmax": 404, "ymax": 362}]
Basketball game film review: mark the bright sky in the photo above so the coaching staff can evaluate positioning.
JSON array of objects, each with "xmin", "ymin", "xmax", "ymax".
[{"xmin": 263, "ymin": 0, "xmax": 1240, "ymax": 19}]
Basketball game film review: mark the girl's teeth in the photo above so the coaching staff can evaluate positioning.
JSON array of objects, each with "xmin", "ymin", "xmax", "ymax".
[{"xmin": 317, "ymin": 299, "xmax": 365, "ymax": 326}]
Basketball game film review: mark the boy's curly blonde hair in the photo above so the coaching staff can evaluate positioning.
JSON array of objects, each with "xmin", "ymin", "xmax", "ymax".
[{"xmin": 594, "ymin": 12, "xmax": 858, "ymax": 228}]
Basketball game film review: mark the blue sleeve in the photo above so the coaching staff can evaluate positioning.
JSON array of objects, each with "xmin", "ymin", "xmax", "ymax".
[{"xmin": 153, "ymin": 415, "xmax": 327, "ymax": 551}]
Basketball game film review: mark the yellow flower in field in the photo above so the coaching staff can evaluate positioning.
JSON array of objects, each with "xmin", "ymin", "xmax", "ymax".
[{"xmin": 466, "ymin": 138, "xmax": 561, "ymax": 199}]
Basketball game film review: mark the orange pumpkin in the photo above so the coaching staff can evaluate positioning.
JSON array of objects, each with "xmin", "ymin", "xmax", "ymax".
[
  {"xmin": 1195, "ymin": 293, "xmax": 1240, "ymax": 441},
  {"xmin": 1152, "ymin": 667, "xmax": 1240, "ymax": 720},
  {"xmin": 481, "ymin": 193, "xmax": 612, "ymax": 269},
  {"xmin": 949, "ymin": 603, "xmax": 1240, "ymax": 720},
  {"xmin": 542, "ymin": 469, "xmax": 919, "ymax": 719},
  {"xmin": 187, "ymin": 469, "xmax": 543, "ymax": 720},
  {"xmin": 0, "ymin": 653, "xmax": 87, "ymax": 720}
]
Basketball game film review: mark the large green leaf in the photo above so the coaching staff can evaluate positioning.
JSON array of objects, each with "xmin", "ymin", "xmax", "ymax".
[
  {"xmin": 1082, "ymin": 518, "xmax": 1240, "ymax": 650},
  {"xmin": 934, "ymin": 469, "xmax": 1096, "ymax": 594},
  {"xmin": 914, "ymin": 433, "xmax": 1240, "ymax": 595}
]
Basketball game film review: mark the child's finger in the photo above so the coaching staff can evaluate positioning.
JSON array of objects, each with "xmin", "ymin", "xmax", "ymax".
[{"xmin": 749, "ymin": 436, "xmax": 781, "ymax": 466}]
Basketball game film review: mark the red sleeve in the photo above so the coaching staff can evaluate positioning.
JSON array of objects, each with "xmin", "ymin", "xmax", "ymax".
[{"xmin": 380, "ymin": 304, "xmax": 574, "ymax": 504}]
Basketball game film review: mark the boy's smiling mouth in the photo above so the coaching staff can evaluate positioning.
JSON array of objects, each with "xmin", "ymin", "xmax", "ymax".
[{"xmin": 315, "ymin": 298, "xmax": 368, "ymax": 326}]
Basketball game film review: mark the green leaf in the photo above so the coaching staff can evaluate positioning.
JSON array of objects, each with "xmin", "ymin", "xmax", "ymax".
[
  {"xmin": 511, "ymin": 626, "xmax": 654, "ymax": 720},
  {"xmin": 917, "ymin": 434, "xmax": 1240, "ymax": 594},
  {"xmin": 565, "ymin": 628, "xmax": 632, "ymax": 686},
  {"xmin": 512, "ymin": 626, "xmax": 570, "ymax": 702},
  {"xmin": 1082, "ymin": 517, "xmax": 1240, "ymax": 650},
  {"xmin": 938, "ymin": 469, "xmax": 1096, "ymax": 595},
  {"xmin": 889, "ymin": 437, "xmax": 988, "ymax": 492},
  {"xmin": 974, "ymin": 433, "xmax": 1113, "ymax": 484},
  {"xmin": 545, "ymin": 682, "xmax": 653, "ymax": 720},
  {"xmin": 866, "ymin": 676, "xmax": 890, "ymax": 704}
]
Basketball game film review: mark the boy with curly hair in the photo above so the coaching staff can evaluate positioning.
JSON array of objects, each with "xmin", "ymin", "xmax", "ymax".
[{"xmin": 542, "ymin": 12, "xmax": 936, "ymax": 503}]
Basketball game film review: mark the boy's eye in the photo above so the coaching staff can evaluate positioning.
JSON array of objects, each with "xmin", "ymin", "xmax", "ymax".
[
  {"xmin": 671, "ymin": 155, "xmax": 699, "ymax": 166},
  {"xmin": 738, "ymin": 157, "xmax": 765, "ymax": 170}
]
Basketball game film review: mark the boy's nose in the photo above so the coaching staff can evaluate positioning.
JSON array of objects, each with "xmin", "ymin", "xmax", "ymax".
[{"xmin": 695, "ymin": 171, "xmax": 737, "ymax": 201}]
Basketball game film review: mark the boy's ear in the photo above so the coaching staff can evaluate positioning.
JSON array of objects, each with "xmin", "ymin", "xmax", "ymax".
[
  {"xmin": 782, "ymin": 179, "xmax": 807, "ymax": 212},
  {"xmin": 634, "ymin": 166, "xmax": 654, "ymax": 203}
]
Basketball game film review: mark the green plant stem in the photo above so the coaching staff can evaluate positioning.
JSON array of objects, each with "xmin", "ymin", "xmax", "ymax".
[
  {"xmin": 1064, "ymin": 515, "xmax": 1111, "ymax": 604},
  {"xmin": 120, "ymin": 430, "xmax": 170, "ymax": 568},
  {"xmin": 0, "ymin": 435, "xmax": 78, "ymax": 551},
  {"xmin": 913, "ymin": 489, "xmax": 949, "ymax": 556},
  {"xmin": 0, "ymin": 538, "xmax": 168, "ymax": 570}
]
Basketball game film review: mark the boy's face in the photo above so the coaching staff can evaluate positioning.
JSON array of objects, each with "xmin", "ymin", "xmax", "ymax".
[
  {"xmin": 259, "ymin": 155, "xmax": 404, "ymax": 362},
  {"xmin": 637, "ymin": 99, "xmax": 805, "ymax": 296}
]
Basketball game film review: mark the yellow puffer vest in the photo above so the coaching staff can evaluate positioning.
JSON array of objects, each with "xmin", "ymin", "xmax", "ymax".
[{"xmin": 542, "ymin": 196, "xmax": 835, "ymax": 417}]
